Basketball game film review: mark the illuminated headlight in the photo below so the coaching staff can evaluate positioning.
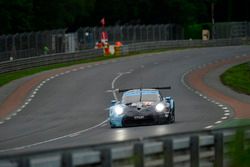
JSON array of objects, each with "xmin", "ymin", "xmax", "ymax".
[
  {"xmin": 114, "ymin": 105, "xmax": 124, "ymax": 115},
  {"xmin": 155, "ymin": 103, "xmax": 165, "ymax": 112}
]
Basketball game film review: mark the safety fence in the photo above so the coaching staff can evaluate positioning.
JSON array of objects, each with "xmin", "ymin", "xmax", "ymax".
[
  {"xmin": 0, "ymin": 49, "xmax": 103, "ymax": 74},
  {"xmin": 0, "ymin": 38, "xmax": 249, "ymax": 74},
  {"xmin": 0, "ymin": 126, "xmax": 249, "ymax": 167},
  {"xmin": 1, "ymin": 22, "xmax": 250, "ymax": 62},
  {"xmin": 213, "ymin": 22, "xmax": 250, "ymax": 39},
  {"xmin": 125, "ymin": 38, "xmax": 250, "ymax": 54},
  {"xmin": 0, "ymin": 24, "xmax": 183, "ymax": 62},
  {"xmin": 0, "ymin": 29, "xmax": 66, "ymax": 62},
  {"xmin": 77, "ymin": 24, "xmax": 183, "ymax": 49}
]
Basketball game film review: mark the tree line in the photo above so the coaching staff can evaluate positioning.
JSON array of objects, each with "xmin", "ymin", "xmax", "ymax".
[{"xmin": 0, "ymin": 0, "xmax": 249, "ymax": 35}]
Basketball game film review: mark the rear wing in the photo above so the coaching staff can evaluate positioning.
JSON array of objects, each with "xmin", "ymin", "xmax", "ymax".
[{"xmin": 117, "ymin": 86, "xmax": 171, "ymax": 93}]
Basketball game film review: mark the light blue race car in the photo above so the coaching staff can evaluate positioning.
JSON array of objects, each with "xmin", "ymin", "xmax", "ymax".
[{"xmin": 109, "ymin": 87, "xmax": 175, "ymax": 128}]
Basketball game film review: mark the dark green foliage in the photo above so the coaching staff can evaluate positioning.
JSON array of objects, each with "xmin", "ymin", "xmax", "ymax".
[
  {"xmin": 184, "ymin": 23, "xmax": 212, "ymax": 39},
  {"xmin": 228, "ymin": 129, "xmax": 250, "ymax": 167},
  {"xmin": 0, "ymin": 0, "xmax": 249, "ymax": 35},
  {"xmin": 220, "ymin": 62, "xmax": 250, "ymax": 95}
]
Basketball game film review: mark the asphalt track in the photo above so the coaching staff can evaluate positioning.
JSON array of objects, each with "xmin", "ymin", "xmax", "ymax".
[{"xmin": 0, "ymin": 46, "xmax": 250, "ymax": 155}]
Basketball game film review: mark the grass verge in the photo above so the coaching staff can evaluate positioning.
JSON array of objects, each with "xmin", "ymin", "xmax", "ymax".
[
  {"xmin": 220, "ymin": 62, "xmax": 250, "ymax": 95},
  {"xmin": 0, "ymin": 55, "xmax": 119, "ymax": 87},
  {"xmin": 215, "ymin": 119, "xmax": 250, "ymax": 129},
  {"xmin": 0, "ymin": 48, "xmax": 182, "ymax": 87}
]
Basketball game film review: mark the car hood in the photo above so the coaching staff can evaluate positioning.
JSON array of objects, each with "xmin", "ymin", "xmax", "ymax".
[{"xmin": 124, "ymin": 101, "xmax": 157, "ymax": 111}]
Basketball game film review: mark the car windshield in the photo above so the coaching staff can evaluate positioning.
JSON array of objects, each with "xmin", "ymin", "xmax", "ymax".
[{"xmin": 122, "ymin": 90, "xmax": 161, "ymax": 104}]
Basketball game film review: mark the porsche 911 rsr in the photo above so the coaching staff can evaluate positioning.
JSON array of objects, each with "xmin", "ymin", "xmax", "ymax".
[{"xmin": 109, "ymin": 88, "xmax": 175, "ymax": 128}]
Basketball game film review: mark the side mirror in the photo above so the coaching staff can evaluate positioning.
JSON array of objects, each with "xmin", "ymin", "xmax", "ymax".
[{"xmin": 111, "ymin": 100, "xmax": 117, "ymax": 106}]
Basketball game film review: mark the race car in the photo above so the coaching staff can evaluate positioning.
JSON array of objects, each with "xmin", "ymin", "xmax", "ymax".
[{"xmin": 109, "ymin": 87, "xmax": 175, "ymax": 128}]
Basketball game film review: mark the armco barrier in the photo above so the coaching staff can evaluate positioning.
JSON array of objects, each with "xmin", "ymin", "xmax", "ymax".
[
  {"xmin": 126, "ymin": 38, "xmax": 250, "ymax": 53},
  {"xmin": 0, "ymin": 38, "xmax": 249, "ymax": 74},
  {"xmin": 0, "ymin": 127, "xmax": 249, "ymax": 167},
  {"xmin": 0, "ymin": 49, "xmax": 103, "ymax": 74}
]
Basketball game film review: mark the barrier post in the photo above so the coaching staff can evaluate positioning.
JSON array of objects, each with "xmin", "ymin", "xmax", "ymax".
[
  {"xmin": 214, "ymin": 133, "xmax": 224, "ymax": 167},
  {"xmin": 134, "ymin": 142, "xmax": 144, "ymax": 167},
  {"xmin": 18, "ymin": 158, "xmax": 30, "ymax": 167},
  {"xmin": 101, "ymin": 148, "xmax": 112, "ymax": 167},
  {"xmin": 164, "ymin": 139, "xmax": 174, "ymax": 167},
  {"xmin": 190, "ymin": 136, "xmax": 199, "ymax": 167},
  {"xmin": 61, "ymin": 152, "xmax": 73, "ymax": 167}
]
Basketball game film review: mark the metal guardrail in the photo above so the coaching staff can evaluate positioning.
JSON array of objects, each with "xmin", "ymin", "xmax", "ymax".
[
  {"xmin": 0, "ymin": 24, "xmax": 184, "ymax": 61},
  {"xmin": 0, "ymin": 127, "xmax": 249, "ymax": 167},
  {"xmin": 0, "ymin": 30, "xmax": 67, "ymax": 62},
  {"xmin": 0, "ymin": 49, "xmax": 103, "ymax": 74},
  {"xmin": 125, "ymin": 38, "xmax": 250, "ymax": 53},
  {"xmin": 213, "ymin": 22, "xmax": 250, "ymax": 39},
  {"xmin": 1, "ymin": 38, "xmax": 249, "ymax": 74},
  {"xmin": 0, "ymin": 38, "xmax": 250, "ymax": 166}
]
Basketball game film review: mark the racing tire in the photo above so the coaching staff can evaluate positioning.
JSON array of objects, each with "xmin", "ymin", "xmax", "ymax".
[
  {"xmin": 168, "ymin": 111, "xmax": 175, "ymax": 123},
  {"xmin": 110, "ymin": 122, "xmax": 117, "ymax": 128}
]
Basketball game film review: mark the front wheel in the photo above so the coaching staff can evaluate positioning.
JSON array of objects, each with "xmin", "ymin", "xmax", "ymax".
[
  {"xmin": 110, "ymin": 122, "xmax": 116, "ymax": 128},
  {"xmin": 168, "ymin": 111, "xmax": 175, "ymax": 123}
]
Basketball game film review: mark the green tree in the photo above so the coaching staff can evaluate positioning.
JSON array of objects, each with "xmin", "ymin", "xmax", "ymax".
[{"xmin": 0, "ymin": 0, "xmax": 33, "ymax": 34}]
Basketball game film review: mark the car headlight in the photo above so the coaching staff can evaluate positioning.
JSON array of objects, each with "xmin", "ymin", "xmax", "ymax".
[
  {"xmin": 155, "ymin": 103, "xmax": 165, "ymax": 112},
  {"xmin": 114, "ymin": 105, "xmax": 124, "ymax": 115}
]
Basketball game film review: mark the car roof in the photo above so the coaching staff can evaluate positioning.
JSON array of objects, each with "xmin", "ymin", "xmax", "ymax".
[{"xmin": 123, "ymin": 89, "xmax": 160, "ymax": 97}]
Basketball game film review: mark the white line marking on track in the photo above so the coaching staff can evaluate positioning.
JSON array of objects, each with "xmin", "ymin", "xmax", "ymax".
[
  {"xmin": 111, "ymin": 73, "xmax": 123, "ymax": 101},
  {"xmin": 205, "ymin": 125, "xmax": 213, "ymax": 129},
  {"xmin": 12, "ymin": 113, "xmax": 17, "ymax": 116},
  {"xmin": 215, "ymin": 121, "xmax": 222, "ymax": 124},
  {"xmin": 69, "ymin": 133, "xmax": 80, "ymax": 137},
  {"xmin": 181, "ymin": 63, "xmax": 235, "ymax": 130},
  {"xmin": 101, "ymin": 123, "xmax": 107, "ymax": 127},
  {"xmin": 1, "ymin": 64, "xmax": 94, "ymax": 125},
  {"xmin": 0, "ymin": 121, "xmax": 4, "ymax": 124},
  {"xmin": 111, "ymin": 71, "xmax": 132, "ymax": 101},
  {"xmin": 0, "ymin": 119, "xmax": 108, "ymax": 153},
  {"xmin": 20, "ymin": 106, "xmax": 26, "ymax": 109}
]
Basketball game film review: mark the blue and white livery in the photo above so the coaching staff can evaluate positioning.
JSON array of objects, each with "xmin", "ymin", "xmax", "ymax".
[{"xmin": 109, "ymin": 87, "xmax": 175, "ymax": 128}]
